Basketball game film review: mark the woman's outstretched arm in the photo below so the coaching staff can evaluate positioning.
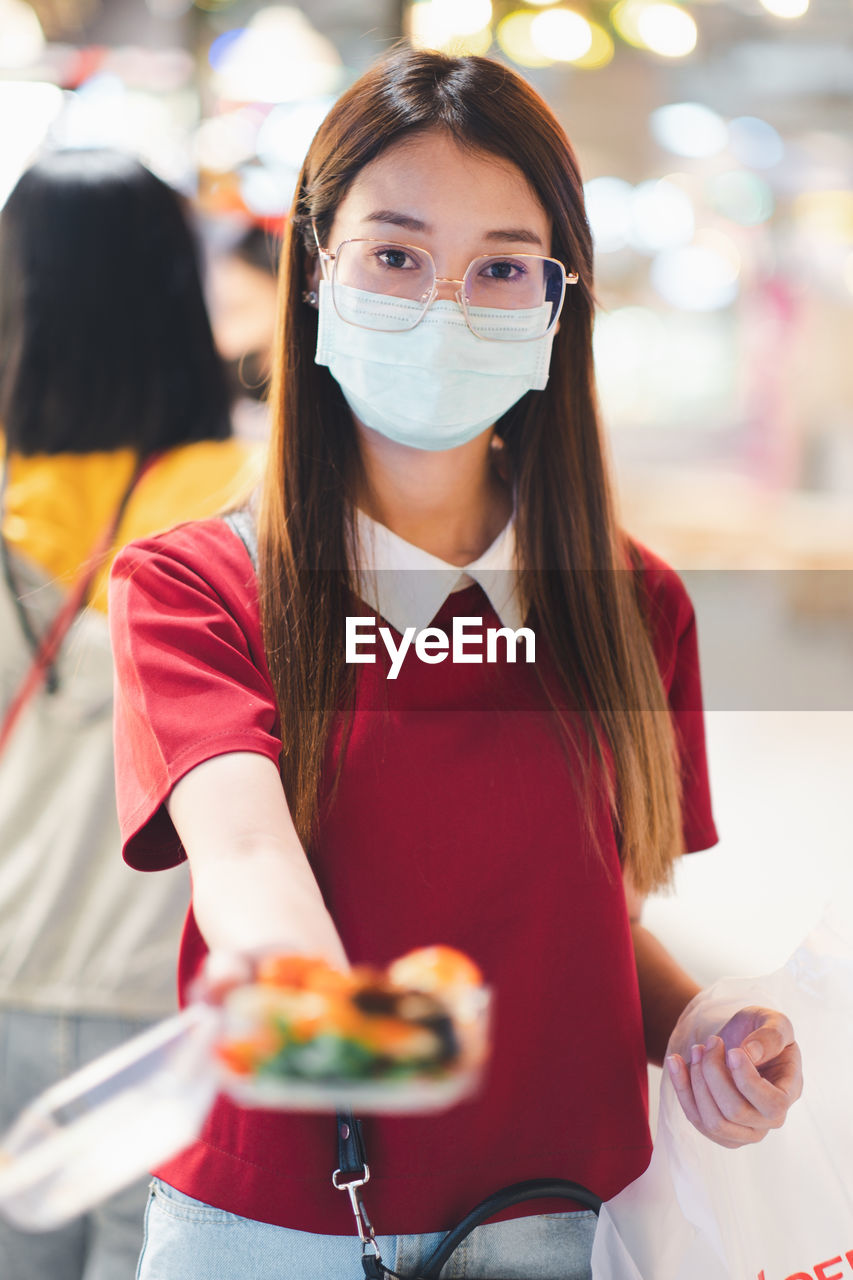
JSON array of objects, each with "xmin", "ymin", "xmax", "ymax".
[{"xmin": 167, "ymin": 750, "xmax": 349, "ymax": 973}]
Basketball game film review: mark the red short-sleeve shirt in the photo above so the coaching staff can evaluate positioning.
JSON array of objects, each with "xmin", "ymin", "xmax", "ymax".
[{"xmin": 109, "ymin": 517, "xmax": 717, "ymax": 1236}]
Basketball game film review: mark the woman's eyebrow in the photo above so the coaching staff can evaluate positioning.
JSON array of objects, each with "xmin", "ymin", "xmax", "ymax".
[
  {"xmin": 483, "ymin": 228, "xmax": 544, "ymax": 247},
  {"xmin": 363, "ymin": 210, "xmax": 428, "ymax": 233},
  {"xmin": 363, "ymin": 212, "xmax": 544, "ymax": 248}
]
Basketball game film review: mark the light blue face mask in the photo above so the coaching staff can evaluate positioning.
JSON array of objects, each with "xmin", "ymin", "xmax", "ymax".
[{"xmin": 314, "ymin": 280, "xmax": 556, "ymax": 452}]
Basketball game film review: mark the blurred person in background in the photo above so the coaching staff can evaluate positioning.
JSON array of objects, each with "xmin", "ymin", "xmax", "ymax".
[
  {"xmin": 0, "ymin": 148, "xmax": 258, "ymax": 1280},
  {"xmin": 109, "ymin": 49, "xmax": 802, "ymax": 1280},
  {"xmin": 209, "ymin": 222, "xmax": 281, "ymax": 441}
]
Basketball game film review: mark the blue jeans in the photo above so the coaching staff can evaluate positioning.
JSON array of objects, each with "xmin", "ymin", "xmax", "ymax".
[
  {"xmin": 137, "ymin": 1178, "xmax": 596, "ymax": 1280},
  {"xmin": 0, "ymin": 1007, "xmax": 158, "ymax": 1280}
]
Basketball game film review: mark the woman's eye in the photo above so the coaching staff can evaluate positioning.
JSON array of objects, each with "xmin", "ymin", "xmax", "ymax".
[
  {"xmin": 481, "ymin": 259, "xmax": 525, "ymax": 281},
  {"xmin": 376, "ymin": 248, "xmax": 416, "ymax": 270}
]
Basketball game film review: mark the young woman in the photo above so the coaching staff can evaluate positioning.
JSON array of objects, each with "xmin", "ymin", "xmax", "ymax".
[
  {"xmin": 109, "ymin": 50, "xmax": 802, "ymax": 1280},
  {"xmin": 0, "ymin": 149, "xmax": 257, "ymax": 1280}
]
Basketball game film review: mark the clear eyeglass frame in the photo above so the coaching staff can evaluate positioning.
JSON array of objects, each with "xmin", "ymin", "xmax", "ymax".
[{"xmin": 311, "ymin": 219, "xmax": 579, "ymax": 343}]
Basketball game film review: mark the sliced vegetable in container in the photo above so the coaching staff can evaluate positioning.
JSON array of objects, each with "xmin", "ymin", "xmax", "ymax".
[{"xmin": 216, "ymin": 946, "xmax": 490, "ymax": 1109}]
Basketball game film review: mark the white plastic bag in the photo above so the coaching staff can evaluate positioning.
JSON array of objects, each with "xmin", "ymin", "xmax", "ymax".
[{"xmin": 591, "ymin": 906, "xmax": 853, "ymax": 1280}]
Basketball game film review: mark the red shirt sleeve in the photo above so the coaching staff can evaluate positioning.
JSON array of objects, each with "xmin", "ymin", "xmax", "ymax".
[
  {"xmin": 633, "ymin": 541, "xmax": 720, "ymax": 854},
  {"xmin": 109, "ymin": 518, "xmax": 281, "ymax": 871}
]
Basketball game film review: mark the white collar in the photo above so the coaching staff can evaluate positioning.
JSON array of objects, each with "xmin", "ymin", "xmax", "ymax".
[{"xmin": 349, "ymin": 506, "xmax": 525, "ymax": 633}]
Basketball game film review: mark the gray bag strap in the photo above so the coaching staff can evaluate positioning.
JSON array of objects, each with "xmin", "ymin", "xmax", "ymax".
[{"xmin": 223, "ymin": 508, "xmax": 259, "ymax": 573}]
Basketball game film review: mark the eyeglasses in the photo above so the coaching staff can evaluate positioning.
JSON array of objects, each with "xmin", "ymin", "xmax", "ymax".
[{"xmin": 312, "ymin": 221, "xmax": 578, "ymax": 343}]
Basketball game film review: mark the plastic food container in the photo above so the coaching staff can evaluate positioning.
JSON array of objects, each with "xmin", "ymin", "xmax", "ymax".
[
  {"xmin": 218, "ymin": 977, "xmax": 491, "ymax": 1114},
  {"xmin": 0, "ymin": 949, "xmax": 491, "ymax": 1230},
  {"xmin": 0, "ymin": 1005, "xmax": 221, "ymax": 1231}
]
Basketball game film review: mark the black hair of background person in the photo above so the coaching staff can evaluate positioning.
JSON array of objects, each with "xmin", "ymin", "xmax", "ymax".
[{"xmin": 0, "ymin": 148, "xmax": 232, "ymax": 456}]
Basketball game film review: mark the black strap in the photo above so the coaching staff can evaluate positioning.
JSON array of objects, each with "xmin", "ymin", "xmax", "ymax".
[
  {"xmin": 336, "ymin": 1110, "xmax": 368, "ymax": 1182},
  {"xmin": 334, "ymin": 1110, "xmax": 602, "ymax": 1280},
  {"xmin": 334, "ymin": 1111, "xmax": 385, "ymax": 1277},
  {"xmin": 418, "ymin": 1177, "xmax": 602, "ymax": 1279}
]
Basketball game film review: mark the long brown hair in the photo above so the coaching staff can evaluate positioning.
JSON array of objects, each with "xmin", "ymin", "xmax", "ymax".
[{"xmin": 259, "ymin": 46, "xmax": 682, "ymax": 894}]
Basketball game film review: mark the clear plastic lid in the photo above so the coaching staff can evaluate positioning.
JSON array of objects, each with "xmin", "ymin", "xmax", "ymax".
[{"xmin": 0, "ymin": 1005, "xmax": 222, "ymax": 1231}]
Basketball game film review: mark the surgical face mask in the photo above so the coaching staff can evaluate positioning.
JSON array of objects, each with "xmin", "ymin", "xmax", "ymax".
[{"xmin": 314, "ymin": 280, "xmax": 556, "ymax": 452}]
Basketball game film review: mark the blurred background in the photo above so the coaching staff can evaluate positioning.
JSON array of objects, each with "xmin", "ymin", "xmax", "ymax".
[
  {"xmin": 3, "ymin": 0, "xmax": 853, "ymax": 565},
  {"xmin": 1, "ymin": 0, "xmax": 851, "ymax": 1102}
]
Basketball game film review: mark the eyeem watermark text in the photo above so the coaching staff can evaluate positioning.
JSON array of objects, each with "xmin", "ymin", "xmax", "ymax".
[{"xmin": 346, "ymin": 616, "xmax": 536, "ymax": 679}]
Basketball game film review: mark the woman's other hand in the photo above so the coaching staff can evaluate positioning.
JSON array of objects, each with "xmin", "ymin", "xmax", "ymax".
[{"xmin": 665, "ymin": 1006, "xmax": 803, "ymax": 1148}]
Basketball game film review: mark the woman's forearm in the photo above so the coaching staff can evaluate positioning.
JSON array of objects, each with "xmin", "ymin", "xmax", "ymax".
[
  {"xmin": 190, "ymin": 841, "xmax": 349, "ymax": 969},
  {"xmin": 630, "ymin": 922, "xmax": 701, "ymax": 1066},
  {"xmin": 165, "ymin": 751, "xmax": 349, "ymax": 971}
]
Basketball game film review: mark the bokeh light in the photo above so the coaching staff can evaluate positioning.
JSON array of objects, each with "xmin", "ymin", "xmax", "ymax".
[
  {"xmin": 727, "ymin": 116, "xmax": 784, "ymax": 170},
  {"xmin": 584, "ymin": 176, "xmax": 634, "ymax": 252},
  {"xmin": 48, "ymin": 73, "xmax": 187, "ymax": 180},
  {"xmin": 409, "ymin": 0, "xmax": 494, "ymax": 49},
  {"xmin": 441, "ymin": 26, "xmax": 494, "ymax": 54},
  {"xmin": 793, "ymin": 190, "xmax": 853, "ymax": 244},
  {"xmin": 207, "ymin": 28, "xmax": 245, "ymax": 71},
  {"xmin": 0, "ymin": 81, "xmax": 63, "ymax": 208},
  {"xmin": 651, "ymin": 231, "xmax": 741, "ymax": 310},
  {"xmin": 256, "ymin": 98, "xmax": 334, "ymax": 170},
  {"xmin": 593, "ymin": 308, "xmax": 735, "ymax": 425},
  {"xmin": 195, "ymin": 109, "xmax": 259, "ymax": 173},
  {"xmin": 610, "ymin": 0, "xmax": 646, "ymax": 47},
  {"xmin": 650, "ymin": 102, "xmax": 728, "ymax": 158},
  {"xmin": 571, "ymin": 22, "xmax": 615, "ymax": 69},
  {"xmin": 496, "ymin": 10, "xmax": 552, "ymax": 66},
  {"xmin": 594, "ymin": 306, "xmax": 668, "ymax": 422},
  {"xmin": 442, "ymin": 0, "xmax": 492, "ymax": 34},
  {"xmin": 759, "ymin": 0, "xmax": 808, "ymax": 17},
  {"xmin": 708, "ymin": 170, "xmax": 775, "ymax": 226},
  {"xmin": 629, "ymin": 178, "xmax": 695, "ymax": 252},
  {"xmin": 0, "ymin": 0, "xmax": 45, "ymax": 69},
  {"xmin": 210, "ymin": 7, "xmax": 341, "ymax": 102},
  {"xmin": 239, "ymin": 165, "xmax": 294, "ymax": 218},
  {"xmin": 636, "ymin": 4, "xmax": 697, "ymax": 57},
  {"xmin": 612, "ymin": 0, "xmax": 676, "ymax": 49},
  {"xmin": 530, "ymin": 8, "xmax": 593, "ymax": 61}
]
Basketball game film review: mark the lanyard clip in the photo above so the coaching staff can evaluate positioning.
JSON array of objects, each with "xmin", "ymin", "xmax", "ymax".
[
  {"xmin": 333, "ymin": 1164, "xmax": 376, "ymax": 1246},
  {"xmin": 334, "ymin": 1112, "xmax": 385, "ymax": 1277},
  {"xmin": 333, "ymin": 1164, "xmax": 386, "ymax": 1277}
]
